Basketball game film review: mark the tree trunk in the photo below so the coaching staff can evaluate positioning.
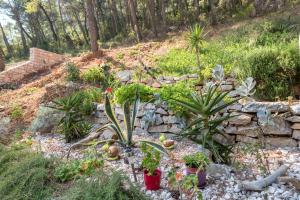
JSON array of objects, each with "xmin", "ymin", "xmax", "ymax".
[
  {"xmin": 208, "ymin": 0, "xmax": 217, "ymax": 26},
  {"xmin": 39, "ymin": 3, "xmax": 59, "ymax": 42},
  {"xmin": 0, "ymin": 22, "xmax": 13, "ymax": 57},
  {"xmin": 194, "ymin": 0, "xmax": 200, "ymax": 21},
  {"xmin": 128, "ymin": 0, "xmax": 142, "ymax": 42},
  {"xmin": 58, "ymin": 0, "xmax": 74, "ymax": 50},
  {"xmin": 160, "ymin": 0, "xmax": 167, "ymax": 32},
  {"xmin": 0, "ymin": 47, "xmax": 5, "ymax": 72},
  {"xmin": 85, "ymin": 0, "xmax": 99, "ymax": 52},
  {"xmin": 146, "ymin": 0, "xmax": 158, "ymax": 37}
]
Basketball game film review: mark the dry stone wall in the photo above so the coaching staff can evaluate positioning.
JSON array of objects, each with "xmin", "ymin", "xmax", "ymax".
[
  {"xmin": 93, "ymin": 101, "xmax": 300, "ymax": 148},
  {"xmin": 0, "ymin": 48, "xmax": 64, "ymax": 86}
]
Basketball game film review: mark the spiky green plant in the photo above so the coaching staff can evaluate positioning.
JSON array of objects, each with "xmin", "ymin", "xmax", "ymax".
[
  {"xmin": 97, "ymin": 93, "xmax": 168, "ymax": 155},
  {"xmin": 172, "ymin": 86, "xmax": 238, "ymax": 163},
  {"xmin": 187, "ymin": 24, "xmax": 206, "ymax": 69}
]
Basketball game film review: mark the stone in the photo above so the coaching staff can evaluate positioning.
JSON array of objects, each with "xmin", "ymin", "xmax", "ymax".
[
  {"xmin": 236, "ymin": 135, "xmax": 258, "ymax": 143},
  {"xmin": 96, "ymin": 103, "xmax": 105, "ymax": 111},
  {"xmin": 148, "ymin": 125, "xmax": 170, "ymax": 133},
  {"xmin": 220, "ymin": 84, "xmax": 233, "ymax": 91},
  {"xmin": 227, "ymin": 103, "xmax": 242, "ymax": 111},
  {"xmin": 242, "ymin": 102, "xmax": 289, "ymax": 113},
  {"xmin": 30, "ymin": 106, "xmax": 64, "ymax": 134},
  {"xmin": 291, "ymin": 104, "xmax": 300, "ymax": 115},
  {"xmin": 213, "ymin": 134, "xmax": 236, "ymax": 145},
  {"xmin": 0, "ymin": 117, "xmax": 11, "ymax": 144},
  {"xmin": 261, "ymin": 116, "xmax": 292, "ymax": 136},
  {"xmin": 154, "ymin": 114, "xmax": 164, "ymax": 125},
  {"xmin": 291, "ymin": 123, "xmax": 300, "ymax": 130},
  {"xmin": 155, "ymin": 108, "xmax": 168, "ymax": 115},
  {"xmin": 292, "ymin": 130, "xmax": 300, "ymax": 140},
  {"xmin": 99, "ymin": 129, "xmax": 115, "ymax": 140},
  {"xmin": 115, "ymin": 107, "xmax": 123, "ymax": 116},
  {"xmin": 116, "ymin": 70, "xmax": 132, "ymax": 82},
  {"xmin": 236, "ymin": 122, "xmax": 260, "ymax": 137},
  {"xmin": 144, "ymin": 103, "xmax": 156, "ymax": 110},
  {"xmin": 285, "ymin": 116, "xmax": 300, "ymax": 123},
  {"xmin": 134, "ymin": 127, "xmax": 149, "ymax": 136},
  {"xmin": 228, "ymin": 113, "xmax": 252, "ymax": 125},
  {"xmin": 265, "ymin": 137, "xmax": 298, "ymax": 148},
  {"xmin": 96, "ymin": 117, "xmax": 109, "ymax": 124},
  {"xmin": 152, "ymin": 82, "xmax": 161, "ymax": 88},
  {"xmin": 162, "ymin": 116, "xmax": 179, "ymax": 124},
  {"xmin": 206, "ymin": 164, "xmax": 232, "ymax": 178},
  {"xmin": 134, "ymin": 118, "xmax": 141, "ymax": 127},
  {"xmin": 169, "ymin": 124, "xmax": 182, "ymax": 134},
  {"xmin": 224, "ymin": 126, "xmax": 237, "ymax": 134}
]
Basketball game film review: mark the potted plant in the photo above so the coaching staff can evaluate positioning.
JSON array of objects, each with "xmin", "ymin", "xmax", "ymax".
[
  {"xmin": 182, "ymin": 152, "xmax": 209, "ymax": 187},
  {"xmin": 141, "ymin": 143, "xmax": 162, "ymax": 190}
]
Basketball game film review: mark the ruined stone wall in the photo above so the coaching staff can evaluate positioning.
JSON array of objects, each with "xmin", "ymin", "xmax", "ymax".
[
  {"xmin": 93, "ymin": 101, "xmax": 300, "ymax": 148},
  {"xmin": 0, "ymin": 48, "xmax": 64, "ymax": 85}
]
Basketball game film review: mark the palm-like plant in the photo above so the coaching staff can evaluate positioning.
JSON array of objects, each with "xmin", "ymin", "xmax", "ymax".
[
  {"xmin": 187, "ymin": 24, "xmax": 206, "ymax": 69},
  {"xmin": 97, "ymin": 93, "xmax": 168, "ymax": 155},
  {"xmin": 172, "ymin": 86, "xmax": 238, "ymax": 163}
]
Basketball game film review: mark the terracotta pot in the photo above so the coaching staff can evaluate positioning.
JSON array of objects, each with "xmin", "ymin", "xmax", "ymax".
[
  {"xmin": 197, "ymin": 170, "xmax": 206, "ymax": 188},
  {"xmin": 184, "ymin": 167, "xmax": 198, "ymax": 175},
  {"xmin": 144, "ymin": 169, "xmax": 161, "ymax": 190}
]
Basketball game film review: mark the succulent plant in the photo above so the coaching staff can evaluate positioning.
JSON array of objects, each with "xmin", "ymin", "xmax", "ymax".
[
  {"xmin": 235, "ymin": 77, "xmax": 256, "ymax": 97},
  {"xmin": 212, "ymin": 65, "xmax": 224, "ymax": 82}
]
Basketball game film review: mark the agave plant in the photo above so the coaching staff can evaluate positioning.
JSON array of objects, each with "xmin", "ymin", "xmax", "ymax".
[
  {"xmin": 172, "ymin": 86, "xmax": 239, "ymax": 163},
  {"xmin": 97, "ymin": 93, "xmax": 168, "ymax": 155},
  {"xmin": 212, "ymin": 64, "xmax": 225, "ymax": 83}
]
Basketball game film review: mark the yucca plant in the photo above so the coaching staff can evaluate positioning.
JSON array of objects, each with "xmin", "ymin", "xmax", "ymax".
[
  {"xmin": 172, "ymin": 86, "xmax": 239, "ymax": 163},
  {"xmin": 97, "ymin": 93, "xmax": 168, "ymax": 155},
  {"xmin": 187, "ymin": 24, "xmax": 207, "ymax": 69},
  {"xmin": 50, "ymin": 93, "xmax": 91, "ymax": 142}
]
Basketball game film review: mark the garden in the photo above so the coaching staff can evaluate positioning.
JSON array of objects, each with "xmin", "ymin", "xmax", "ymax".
[{"xmin": 1, "ymin": 4, "xmax": 300, "ymax": 200}]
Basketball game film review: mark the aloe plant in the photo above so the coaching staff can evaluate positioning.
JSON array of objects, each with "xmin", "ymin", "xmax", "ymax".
[
  {"xmin": 97, "ymin": 93, "xmax": 168, "ymax": 155},
  {"xmin": 172, "ymin": 86, "xmax": 239, "ymax": 163}
]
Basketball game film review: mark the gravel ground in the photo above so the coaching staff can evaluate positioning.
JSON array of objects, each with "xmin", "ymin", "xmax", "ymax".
[{"xmin": 30, "ymin": 133, "xmax": 300, "ymax": 200}]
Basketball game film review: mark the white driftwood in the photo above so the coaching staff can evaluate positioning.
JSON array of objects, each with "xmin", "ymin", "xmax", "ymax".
[
  {"xmin": 239, "ymin": 165, "xmax": 289, "ymax": 191},
  {"xmin": 278, "ymin": 176, "xmax": 300, "ymax": 191}
]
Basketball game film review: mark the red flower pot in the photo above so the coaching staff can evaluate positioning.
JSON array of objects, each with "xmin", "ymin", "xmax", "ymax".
[{"xmin": 144, "ymin": 169, "xmax": 161, "ymax": 190}]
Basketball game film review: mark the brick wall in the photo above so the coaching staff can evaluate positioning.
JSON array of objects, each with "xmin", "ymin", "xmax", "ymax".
[{"xmin": 0, "ymin": 48, "xmax": 64, "ymax": 85}]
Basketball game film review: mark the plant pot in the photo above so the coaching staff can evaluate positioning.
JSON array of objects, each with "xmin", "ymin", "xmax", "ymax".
[
  {"xmin": 197, "ymin": 170, "xmax": 206, "ymax": 188},
  {"xmin": 144, "ymin": 169, "xmax": 161, "ymax": 190},
  {"xmin": 184, "ymin": 167, "xmax": 198, "ymax": 175}
]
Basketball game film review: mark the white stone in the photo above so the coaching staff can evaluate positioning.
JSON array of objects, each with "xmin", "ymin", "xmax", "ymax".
[
  {"xmin": 242, "ymin": 102, "xmax": 289, "ymax": 113},
  {"xmin": 286, "ymin": 116, "xmax": 300, "ymax": 123},
  {"xmin": 291, "ymin": 104, "xmax": 300, "ymax": 115},
  {"xmin": 116, "ymin": 70, "xmax": 132, "ymax": 82}
]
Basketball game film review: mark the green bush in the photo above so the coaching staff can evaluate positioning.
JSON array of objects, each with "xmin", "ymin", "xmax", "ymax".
[
  {"xmin": 114, "ymin": 83, "xmax": 155, "ymax": 105},
  {"xmin": 61, "ymin": 170, "xmax": 149, "ymax": 200},
  {"xmin": 157, "ymin": 81, "xmax": 194, "ymax": 116},
  {"xmin": 76, "ymin": 88, "xmax": 102, "ymax": 115},
  {"xmin": 10, "ymin": 104, "xmax": 23, "ymax": 120},
  {"xmin": 81, "ymin": 66, "xmax": 105, "ymax": 85},
  {"xmin": 65, "ymin": 62, "xmax": 80, "ymax": 82},
  {"xmin": 0, "ymin": 144, "xmax": 54, "ymax": 200}
]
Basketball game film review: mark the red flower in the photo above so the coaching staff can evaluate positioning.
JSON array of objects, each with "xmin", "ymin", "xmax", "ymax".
[{"xmin": 106, "ymin": 87, "xmax": 113, "ymax": 93}]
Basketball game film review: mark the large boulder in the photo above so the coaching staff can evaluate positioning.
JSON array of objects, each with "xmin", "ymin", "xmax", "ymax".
[{"xmin": 30, "ymin": 105, "xmax": 64, "ymax": 134}]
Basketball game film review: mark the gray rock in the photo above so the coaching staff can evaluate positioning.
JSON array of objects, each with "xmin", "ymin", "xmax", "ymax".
[
  {"xmin": 291, "ymin": 104, "xmax": 300, "ymax": 115},
  {"xmin": 224, "ymin": 126, "xmax": 237, "ymax": 134},
  {"xmin": 155, "ymin": 108, "xmax": 168, "ymax": 115},
  {"xmin": 148, "ymin": 125, "xmax": 170, "ymax": 133},
  {"xmin": 116, "ymin": 70, "xmax": 132, "ymax": 82},
  {"xmin": 96, "ymin": 103, "xmax": 105, "ymax": 111},
  {"xmin": 169, "ymin": 124, "xmax": 182, "ymax": 134},
  {"xmin": 285, "ymin": 116, "xmax": 300, "ymax": 123},
  {"xmin": 292, "ymin": 130, "xmax": 300, "ymax": 140},
  {"xmin": 0, "ymin": 117, "xmax": 11, "ymax": 143},
  {"xmin": 206, "ymin": 164, "xmax": 232, "ymax": 178},
  {"xmin": 261, "ymin": 116, "xmax": 292, "ymax": 136},
  {"xmin": 134, "ymin": 127, "xmax": 149, "ymax": 136},
  {"xmin": 30, "ymin": 106, "xmax": 64, "ymax": 134},
  {"xmin": 242, "ymin": 102, "xmax": 289, "ymax": 113},
  {"xmin": 100, "ymin": 129, "xmax": 114, "ymax": 140},
  {"xmin": 144, "ymin": 103, "xmax": 156, "ymax": 110},
  {"xmin": 227, "ymin": 103, "xmax": 242, "ymax": 111},
  {"xmin": 229, "ymin": 112, "xmax": 252, "ymax": 125},
  {"xmin": 96, "ymin": 117, "xmax": 109, "ymax": 124},
  {"xmin": 154, "ymin": 114, "xmax": 164, "ymax": 125},
  {"xmin": 236, "ymin": 122, "xmax": 260, "ymax": 137},
  {"xmin": 162, "ymin": 116, "xmax": 180, "ymax": 124},
  {"xmin": 220, "ymin": 84, "xmax": 233, "ymax": 91},
  {"xmin": 236, "ymin": 135, "xmax": 258, "ymax": 143},
  {"xmin": 213, "ymin": 133, "xmax": 236, "ymax": 145}
]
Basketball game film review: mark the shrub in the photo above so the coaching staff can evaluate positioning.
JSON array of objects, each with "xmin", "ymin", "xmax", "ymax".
[
  {"xmin": 61, "ymin": 170, "xmax": 150, "ymax": 200},
  {"xmin": 157, "ymin": 81, "xmax": 194, "ymax": 116},
  {"xmin": 54, "ymin": 158, "xmax": 104, "ymax": 182},
  {"xmin": 114, "ymin": 83, "xmax": 154, "ymax": 105},
  {"xmin": 82, "ymin": 66, "xmax": 105, "ymax": 84},
  {"xmin": 76, "ymin": 88, "xmax": 102, "ymax": 115},
  {"xmin": 183, "ymin": 152, "xmax": 210, "ymax": 170},
  {"xmin": 65, "ymin": 62, "xmax": 80, "ymax": 82},
  {"xmin": 10, "ymin": 104, "xmax": 23, "ymax": 120},
  {"xmin": 0, "ymin": 144, "xmax": 54, "ymax": 200},
  {"xmin": 141, "ymin": 142, "xmax": 161, "ymax": 176}
]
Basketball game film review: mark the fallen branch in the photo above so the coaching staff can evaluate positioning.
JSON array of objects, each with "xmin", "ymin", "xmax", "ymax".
[
  {"xmin": 239, "ymin": 165, "xmax": 289, "ymax": 191},
  {"xmin": 278, "ymin": 176, "xmax": 300, "ymax": 191}
]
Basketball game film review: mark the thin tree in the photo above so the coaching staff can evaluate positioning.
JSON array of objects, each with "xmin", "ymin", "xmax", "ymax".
[
  {"xmin": 128, "ymin": 0, "xmax": 142, "ymax": 42},
  {"xmin": 0, "ymin": 22, "xmax": 13, "ymax": 57},
  {"xmin": 146, "ymin": 0, "xmax": 158, "ymax": 37},
  {"xmin": 187, "ymin": 25, "xmax": 206, "ymax": 69},
  {"xmin": 85, "ymin": 0, "xmax": 98, "ymax": 52},
  {"xmin": 0, "ymin": 46, "xmax": 5, "ymax": 72}
]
